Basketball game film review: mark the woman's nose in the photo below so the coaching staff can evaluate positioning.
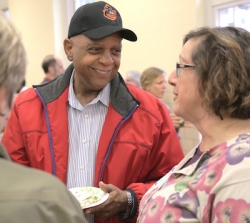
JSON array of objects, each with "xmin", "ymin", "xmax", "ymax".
[
  {"xmin": 168, "ymin": 70, "xmax": 176, "ymax": 86},
  {"xmin": 162, "ymin": 82, "xmax": 167, "ymax": 89}
]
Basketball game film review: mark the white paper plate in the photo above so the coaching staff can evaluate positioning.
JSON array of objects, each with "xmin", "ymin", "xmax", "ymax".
[{"xmin": 69, "ymin": 186, "xmax": 109, "ymax": 209}]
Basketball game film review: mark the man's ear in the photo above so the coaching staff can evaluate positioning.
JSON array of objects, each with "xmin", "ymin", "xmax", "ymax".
[
  {"xmin": 48, "ymin": 65, "xmax": 54, "ymax": 74},
  {"xmin": 64, "ymin": 38, "xmax": 73, "ymax": 61}
]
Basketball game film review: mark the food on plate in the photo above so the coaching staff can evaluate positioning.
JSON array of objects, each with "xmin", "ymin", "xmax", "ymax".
[{"xmin": 69, "ymin": 186, "xmax": 109, "ymax": 209}]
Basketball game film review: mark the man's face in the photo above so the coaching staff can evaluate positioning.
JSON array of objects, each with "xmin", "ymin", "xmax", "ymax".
[{"xmin": 64, "ymin": 32, "xmax": 122, "ymax": 94}]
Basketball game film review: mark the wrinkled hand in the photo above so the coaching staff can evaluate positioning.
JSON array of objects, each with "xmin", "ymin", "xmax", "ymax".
[
  {"xmin": 170, "ymin": 113, "xmax": 193, "ymax": 128},
  {"xmin": 84, "ymin": 181, "xmax": 127, "ymax": 220}
]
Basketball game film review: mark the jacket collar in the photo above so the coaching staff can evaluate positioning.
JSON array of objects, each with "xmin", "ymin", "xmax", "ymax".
[{"xmin": 33, "ymin": 63, "xmax": 139, "ymax": 118}]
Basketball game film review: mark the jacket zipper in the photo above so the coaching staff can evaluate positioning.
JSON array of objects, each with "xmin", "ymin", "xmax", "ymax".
[
  {"xmin": 97, "ymin": 104, "xmax": 139, "ymax": 185},
  {"xmin": 35, "ymin": 89, "xmax": 57, "ymax": 176}
]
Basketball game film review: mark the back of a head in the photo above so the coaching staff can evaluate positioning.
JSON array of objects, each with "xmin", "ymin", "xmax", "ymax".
[
  {"xmin": 0, "ymin": 12, "xmax": 26, "ymax": 108},
  {"xmin": 126, "ymin": 70, "xmax": 141, "ymax": 87},
  {"xmin": 184, "ymin": 26, "xmax": 250, "ymax": 119},
  {"xmin": 141, "ymin": 67, "xmax": 164, "ymax": 90},
  {"xmin": 41, "ymin": 55, "xmax": 56, "ymax": 74}
]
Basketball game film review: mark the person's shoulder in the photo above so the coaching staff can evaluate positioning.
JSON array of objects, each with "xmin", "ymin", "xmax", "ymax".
[
  {"xmin": 0, "ymin": 159, "xmax": 86, "ymax": 222},
  {"xmin": 14, "ymin": 87, "xmax": 41, "ymax": 107},
  {"xmin": 127, "ymin": 84, "xmax": 164, "ymax": 105},
  {"xmin": 0, "ymin": 157, "xmax": 74, "ymax": 203},
  {"xmin": 15, "ymin": 87, "xmax": 36, "ymax": 100},
  {"xmin": 127, "ymin": 84, "xmax": 151, "ymax": 98},
  {"xmin": 0, "ymin": 157, "xmax": 66, "ymax": 193}
]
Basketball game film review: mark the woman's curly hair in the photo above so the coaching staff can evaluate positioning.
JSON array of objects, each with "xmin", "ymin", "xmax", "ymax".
[{"xmin": 184, "ymin": 26, "xmax": 250, "ymax": 119}]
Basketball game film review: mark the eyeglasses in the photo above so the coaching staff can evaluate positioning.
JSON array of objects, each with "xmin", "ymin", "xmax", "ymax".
[{"xmin": 176, "ymin": 62, "xmax": 196, "ymax": 76}]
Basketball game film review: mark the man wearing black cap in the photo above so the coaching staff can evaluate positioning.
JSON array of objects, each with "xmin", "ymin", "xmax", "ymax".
[{"xmin": 2, "ymin": 2, "xmax": 184, "ymax": 223}]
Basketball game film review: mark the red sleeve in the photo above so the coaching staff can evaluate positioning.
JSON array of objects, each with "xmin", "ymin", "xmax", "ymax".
[
  {"xmin": 127, "ymin": 101, "xmax": 184, "ymax": 221},
  {"xmin": 2, "ymin": 95, "xmax": 30, "ymax": 166}
]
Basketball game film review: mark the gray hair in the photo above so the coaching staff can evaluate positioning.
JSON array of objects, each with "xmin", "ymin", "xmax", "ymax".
[
  {"xmin": 126, "ymin": 70, "xmax": 141, "ymax": 87},
  {"xmin": 0, "ymin": 12, "xmax": 26, "ymax": 108}
]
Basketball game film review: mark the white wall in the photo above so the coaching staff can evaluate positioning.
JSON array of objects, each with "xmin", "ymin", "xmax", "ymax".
[
  {"xmin": 3, "ymin": 0, "xmax": 204, "ymax": 153},
  {"xmin": 0, "ymin": 0, "xmax": 8, "ymax": 10}
]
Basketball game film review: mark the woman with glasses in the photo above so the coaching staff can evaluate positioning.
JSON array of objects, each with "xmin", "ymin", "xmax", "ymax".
[{"xmin": 137, "ymin": 26, "xmax": 250, "ymax": 222}]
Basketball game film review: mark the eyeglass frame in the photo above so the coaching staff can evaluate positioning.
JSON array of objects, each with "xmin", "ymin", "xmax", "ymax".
[{"xmin": 176, "ymin": 62, "xmax": 196, "ymax": 76}]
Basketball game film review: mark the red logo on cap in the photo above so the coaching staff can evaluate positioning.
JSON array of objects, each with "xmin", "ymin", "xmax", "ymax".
[{"xmin": 103, "ymin": 4, "xmax": 117, "ymax": 20}]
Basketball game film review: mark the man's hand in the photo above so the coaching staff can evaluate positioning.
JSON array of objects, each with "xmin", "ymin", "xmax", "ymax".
[{"xmin": 84, "ymin": 181, "xmax": 128, "ymax": 220}]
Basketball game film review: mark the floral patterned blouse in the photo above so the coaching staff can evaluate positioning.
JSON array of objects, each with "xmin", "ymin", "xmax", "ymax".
[{"xmin": 137, "ymin": 133, "xmax": 250, "ymax": 223}]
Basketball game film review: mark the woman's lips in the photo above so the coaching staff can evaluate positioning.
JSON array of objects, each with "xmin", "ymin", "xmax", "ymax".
[{"xmin": 173, "ymin": 93, "xmax": 178, "ymax": 101}]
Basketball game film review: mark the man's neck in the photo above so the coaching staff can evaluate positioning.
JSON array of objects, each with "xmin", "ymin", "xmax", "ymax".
[{"xmin": 45, "ymin": 73, "xmax": 55, "ymax": 80}]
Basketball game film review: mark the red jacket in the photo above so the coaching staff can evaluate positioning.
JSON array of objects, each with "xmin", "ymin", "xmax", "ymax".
[{"xmin": 2, "ymin": 64, "xmax": 184, "ymax": 223}]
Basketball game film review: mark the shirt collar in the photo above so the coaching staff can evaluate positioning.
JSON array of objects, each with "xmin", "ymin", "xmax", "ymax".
[{"xmin": 68, "ymin": 70, "xmax": 110, "ymax": 109}]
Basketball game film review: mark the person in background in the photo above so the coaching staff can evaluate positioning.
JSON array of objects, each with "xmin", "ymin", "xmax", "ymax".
[
  {"xmin": 141, "ymin": 67, "xmax": 170, "ymax": 111},
  {"xmin": 125, "ymin": 70, "xmax": 141, "ymax": 87},
  {"xmin": 41, "ymin": 54, "xmax": 65, "ymax": 84},
  {"xmin": 2, "ymin": 2, "xmax": 184, "ymax": 223},
  {"xmin": 0, "ymin": 12, "xmax": 87, "ymax": 223},
  {"xmin": 137, "ymin": 26, "xmax": 250, "ymax": 223},
  {"xmin": 140, "ymin": 67, "xmax": 191, "ymax": 132}
]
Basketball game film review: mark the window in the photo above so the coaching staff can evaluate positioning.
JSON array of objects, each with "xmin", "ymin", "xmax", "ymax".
[
  {"xmin": 217, "ymin": 3, "xmax": 250, "ymax": 31},
  {"xmin": 205, "ymin": 0, "xmax": 250, "ymax": 31},
  {"xmin": 66, "ymin": 0, "xmax": 94, "ymax": 30},
  {"xmin": 74, "ymin": 0, "xmax": 93, "ymax": 10}
]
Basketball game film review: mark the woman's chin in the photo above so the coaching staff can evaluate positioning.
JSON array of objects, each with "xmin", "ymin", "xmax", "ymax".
[{"xmin": 173, "ymin": 107, "xmax": 182, "ymax": 117}]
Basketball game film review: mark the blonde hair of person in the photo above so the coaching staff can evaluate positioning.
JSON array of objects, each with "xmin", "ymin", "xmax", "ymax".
[
  {"xmin": 140, "ymin": 67, "xmax": 165, "ymax": 91},
  {"xmin": 0, "ymin": 12, "xmax": 26, "ymax": 108}
]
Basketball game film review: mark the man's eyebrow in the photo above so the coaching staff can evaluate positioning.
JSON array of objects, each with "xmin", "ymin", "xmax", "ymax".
[
  {"xmin": 86, "ymin": 42, "xmax": 122, "ymax": 49},
  {"xmin": 111, "ymin": 42, "xmax": 122, "ymax": 48},
  {"xmin": 86, "ymin": 42, "xmax": 101, "ymax": 47},
  {"xmin": 71, "ymin": 42, "xmax": 99, "ymax": 50}
]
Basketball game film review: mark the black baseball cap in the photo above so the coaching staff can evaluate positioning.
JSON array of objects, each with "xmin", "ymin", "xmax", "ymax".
[{"xmin": 68, "ymin": 1, "xmax": 137, "ymax": 41}]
